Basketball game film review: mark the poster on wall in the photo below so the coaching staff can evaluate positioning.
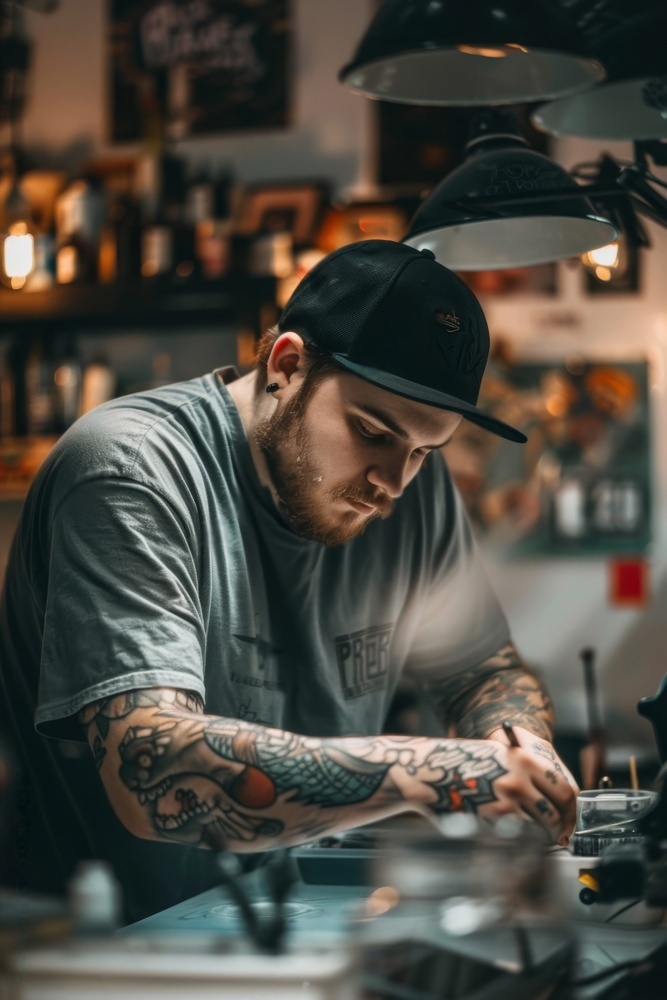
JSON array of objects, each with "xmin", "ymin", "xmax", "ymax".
[
  {"xmin": 108, "ymin": 0, "xmax": 291, "ymax": 142},
  {"xmin": 445, "ymin": 352, "xmax": 652, "ymax": 556}
]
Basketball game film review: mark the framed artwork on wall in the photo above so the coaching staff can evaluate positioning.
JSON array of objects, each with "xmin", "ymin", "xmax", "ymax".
[
  {"xmin": 460, "ymin": 264, "xmax": 558, "ymax": 298},
  {"xmin": 235, "ymin": 182, "xmax": 329, "ymax": 247},
  {"xmin": 582, "ymin": 238, "xmax": 642, "ymax": 295},
  {"xmin": 108, "ymin": 0, "xmax": 291, "ymax": 142},
  {"xmin": 445, "ymin": 349, "xmax": 652, "ymax": 556},
  {"xmin": 376, "ymin": 102, "xmax": 551, "ymax": 190}
]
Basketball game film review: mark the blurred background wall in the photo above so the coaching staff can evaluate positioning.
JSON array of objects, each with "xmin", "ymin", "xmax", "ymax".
[{"xmin": 2, "ymin": 0, "xmax": 666, "ymax": 761}]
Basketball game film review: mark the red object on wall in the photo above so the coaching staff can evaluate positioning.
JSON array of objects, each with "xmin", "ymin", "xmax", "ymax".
[{"xmin": 609, "ymin": 557, "xmax": 650, "ymax": 607}]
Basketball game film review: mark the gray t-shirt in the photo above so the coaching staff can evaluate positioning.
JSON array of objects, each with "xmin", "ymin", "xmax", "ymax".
[{"xmin": 0, "ymin": 368, "xmax": 509, "ymax": 919}]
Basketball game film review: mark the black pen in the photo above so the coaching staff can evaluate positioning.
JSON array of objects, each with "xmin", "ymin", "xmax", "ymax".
[{"xmin": 502, "ymin": 721, "xmax": 520, "ymax": 747}]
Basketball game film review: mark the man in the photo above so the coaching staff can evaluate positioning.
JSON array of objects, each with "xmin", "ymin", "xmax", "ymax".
[{"xmin": 0, "ymin": 241, "xmax": 577, "ymax": 922}]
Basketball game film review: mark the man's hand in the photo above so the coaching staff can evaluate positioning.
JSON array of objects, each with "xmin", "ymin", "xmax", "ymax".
[
  {"xmin": 487, "ymin": 725, "xmax": 579, "ymax": 845},
  {"xmin": 392, "ymin": 732, "xmax": 577, "ymax": 846}
]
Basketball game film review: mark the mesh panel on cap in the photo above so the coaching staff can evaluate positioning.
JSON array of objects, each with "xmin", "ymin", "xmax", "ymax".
[{"xmin": 280, "ymin": 241, "xmax": 416, "ymax": 354}]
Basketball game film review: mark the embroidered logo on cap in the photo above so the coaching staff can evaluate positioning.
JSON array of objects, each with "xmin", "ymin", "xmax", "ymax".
[
  {"xmin": 433, "ymin": 306, "xmax": 486, "ymax": 390},
  {"xmin": 435, "ymin": 309, "xmax": 461, "ymax": 333}
]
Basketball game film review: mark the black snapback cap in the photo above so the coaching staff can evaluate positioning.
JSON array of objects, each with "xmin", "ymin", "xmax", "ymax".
[{"xmin": 279, "ymin": 240, "xmax": 526, "ymax": 443}]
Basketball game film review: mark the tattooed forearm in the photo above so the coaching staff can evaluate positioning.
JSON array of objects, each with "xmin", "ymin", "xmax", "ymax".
[
  {"xmin": 78, "ymin": 688, "xmax": 522, "ymax": 853},
  {"xmin": 422, "ymin": 643, "xmax": 554, "ymax": 742}
]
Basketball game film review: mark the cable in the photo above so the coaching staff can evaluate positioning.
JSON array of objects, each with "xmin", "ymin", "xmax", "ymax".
[
  {"xmin": 604, "ymin": 898, "xmax": 642, "ymax": 923},
  {"xmin": 361, "ymin": 975, "xmax": 435, "ymax": 1000},
  {"xmin": 572, "ymin": 958, "xmax": 646, "ymax": 987},
  {"xmin": 645, "ymin": 174, "xmax": 667, "ymax": 192}
]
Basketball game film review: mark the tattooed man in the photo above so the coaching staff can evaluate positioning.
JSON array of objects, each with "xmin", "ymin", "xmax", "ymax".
[{"xmin": 1, "ymin": 241, "xmax": 577, "ymax": 921}]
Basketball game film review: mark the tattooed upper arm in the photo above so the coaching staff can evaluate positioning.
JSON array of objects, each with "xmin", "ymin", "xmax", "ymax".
[
  {"xmin": 78, "ymin": 688, "xmax": 203, "ymax": 751},
  {"xmin": 420, "ymin": 642, "xmax": 554, "ymax": 742},
  {"xmin": 77, "ymin": 688, "xmax": 205, "ymax": 835}
]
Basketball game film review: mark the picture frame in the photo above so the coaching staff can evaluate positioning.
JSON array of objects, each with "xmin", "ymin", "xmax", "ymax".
[
  {"xmin": 234, "ymin": 182, "xmax": 330, "ymax": 247},
  {"xmin": 376, "ymin": 103, "xmax": 551, "ymax": 189},
  {"xmin": 582, "ymin": 238, "xmax": 641, "ymax": 296},
  {"xmin": 445, "ymin": 351, "xmax": 652, "ymax": 556},
  {"xmin": 108, "ymin": 0, "xmax": 292, "ymax": 142},
  {"xmin": 461, "ymin": 263, "xmax": 558, "ymax": 298},
  {"xmin": 316, "ymin": 201, "xmax": 409, "ymax": 252}
]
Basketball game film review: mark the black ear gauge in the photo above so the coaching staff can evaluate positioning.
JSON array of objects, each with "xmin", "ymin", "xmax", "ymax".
[{"xmin": 265, "ymin": 383, "xmax": 280, "ymax": 393}]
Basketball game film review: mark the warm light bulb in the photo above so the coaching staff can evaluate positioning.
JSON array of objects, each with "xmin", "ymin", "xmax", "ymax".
[
  {"xmin": 4, "ymin": 222, "xmax": 35, "ymax": 281},
  {"xmin": 585, "ymin": 242, "xmax": 619, "ymax": 268},
  {"xmin": 457, "ymin": 44, "xmax": 508, "ymax": 58}
]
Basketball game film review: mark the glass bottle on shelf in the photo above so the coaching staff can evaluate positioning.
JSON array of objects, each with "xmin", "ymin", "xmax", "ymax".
[
  {"xmin": 80, "ymin": 355, "xmax": 116, "ymax": 416},
  {"xmin": 55, "ymin": 176, "xmax": 106, "ymax": 285},
  {"xmin": 1, "ymin": 166, "xmax": 36, "ymax": 291},
  {"xmin": 52, "ymin": 337, "xmax": 82, "ymax": 432},
  {"xmin": 0, "ymin": 341, "xmax": 16, "ymax": 438},
  {"xmin": 165, "ymin": 158, "xmax": 198, "ymax": 286},
  {"xmin": 135, "ymin": 78, "xmax": 179, "ymax": 285},
  {"xmin": 98, "ymin": 193, "xmax": 141, "ymax": 285},
  {"xmin": 191, "ymin": 170, "xmax": 234, "ymax": 281},
  {"xmin": 24, "ymin": 337, "xmax": 56, "ymax": 436}
]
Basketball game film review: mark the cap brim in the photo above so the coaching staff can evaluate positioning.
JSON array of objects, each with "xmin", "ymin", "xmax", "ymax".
[{"xmin": 332, "ymin": 355, "xmax": 528, "ymax": 444}]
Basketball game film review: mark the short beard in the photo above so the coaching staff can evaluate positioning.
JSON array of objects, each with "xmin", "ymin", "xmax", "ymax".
[{"xmin": 254, "ymin": 379, "xmax": 393, "ymax": 546}]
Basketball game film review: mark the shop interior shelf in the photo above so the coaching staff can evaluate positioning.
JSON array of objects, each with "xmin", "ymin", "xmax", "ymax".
[{"xmin": 0, "ymin": 276, "xmax": 276, "ymax": 333}]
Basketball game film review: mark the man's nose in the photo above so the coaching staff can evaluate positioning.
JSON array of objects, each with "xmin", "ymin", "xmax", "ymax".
[{"xmin": 366, "ymin": 458, "xmax": 412, "ymax": 499}]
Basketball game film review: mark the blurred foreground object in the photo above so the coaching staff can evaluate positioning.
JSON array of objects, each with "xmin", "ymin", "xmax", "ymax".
[{"xmin": 357, "ymin": 816, "xmax": 573, "ymax": 998}]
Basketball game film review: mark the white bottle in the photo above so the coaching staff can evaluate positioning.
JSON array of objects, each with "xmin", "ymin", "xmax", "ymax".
[
  {"xmin": 80, "ymin": 358, "xmax": 116, "ymax": 415},
  {"xmin": 68, "ymin": 860, "xmax": 122, "ymax": 933}
]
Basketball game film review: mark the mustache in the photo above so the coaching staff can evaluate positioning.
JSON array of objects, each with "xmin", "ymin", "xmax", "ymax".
[{"xmin": 327, "ymin": 483, "xmax": 393, "ymax": 515}]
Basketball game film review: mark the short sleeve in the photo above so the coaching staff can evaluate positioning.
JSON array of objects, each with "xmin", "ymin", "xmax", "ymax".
[
  {"xmin": 36, "ymin": 477, "xmax": 206, "ymax": 740},
  {"xmin": 405, "ymin": 480, "xmax": 510, "ymax": 680}
]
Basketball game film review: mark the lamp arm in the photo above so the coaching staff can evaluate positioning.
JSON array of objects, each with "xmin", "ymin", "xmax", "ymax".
[{"xmin": 617, "ymin": 166, "xmax": 667, "ymax": 227}]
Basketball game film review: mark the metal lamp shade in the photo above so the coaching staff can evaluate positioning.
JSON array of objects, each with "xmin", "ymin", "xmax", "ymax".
[
  {"xmin": 533, "ymin": 79, "xmax": 667, "ymax": 141},
  {"xmin": 404, "ymin": 143, "xmax": 617, "ymax": 270},
  {"xmin": 339, "ymin": 0, "xmax": 604, "ymax": 106},
  {"xmin": 532, "ymin": 10, "xmax": 667, "ymax": 140}
]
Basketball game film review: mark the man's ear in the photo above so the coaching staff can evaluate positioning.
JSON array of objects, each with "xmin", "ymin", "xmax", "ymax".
[{"xmin": 266, "ymin": 332, "xmax": 306, "ymax": 389}]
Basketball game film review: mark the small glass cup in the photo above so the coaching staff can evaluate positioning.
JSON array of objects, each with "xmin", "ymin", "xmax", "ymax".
[{"xmin": 571, "ymin": 788, "xmax": 657, "ymax": 857}]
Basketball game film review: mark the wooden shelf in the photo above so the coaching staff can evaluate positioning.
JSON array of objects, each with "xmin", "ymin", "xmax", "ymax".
[
  {"xmin": 0, "ymin": 435, "xmax": 59, "ymax": 501},
  {"xmin": 0, "ymin": 276, "xmax": 276, "ymax": 333}
]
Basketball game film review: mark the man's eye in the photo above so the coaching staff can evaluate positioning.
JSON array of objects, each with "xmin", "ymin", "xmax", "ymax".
[{"xmin": 356, "ymin": 420, "xmax": 386, "ymax": 442}]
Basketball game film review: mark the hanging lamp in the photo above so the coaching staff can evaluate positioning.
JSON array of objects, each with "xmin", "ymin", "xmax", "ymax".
[
  {"xmin": 403, "ymin": 110, "xmax": 617, "ymax": 270},
  {"xmin": 339, "ymin": 0, "xmax": 604, "ymax": 107},
  {"xmin": 532, "ymin": 9, "xmax": 667, "ymax": 140}
]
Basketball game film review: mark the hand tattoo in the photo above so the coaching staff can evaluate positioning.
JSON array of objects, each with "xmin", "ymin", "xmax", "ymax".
[{"xmin": 417, "ymin": 741, "xmax": 508, "ymax": 813}]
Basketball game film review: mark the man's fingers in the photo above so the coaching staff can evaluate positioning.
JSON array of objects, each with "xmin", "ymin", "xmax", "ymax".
[
  {"xmin": 495, "ymin": 746, "xmax": 576, "ymax": 844},
  {"xmin": 495, "ymin": 730, "xmax": 578, "ymax": 841},
  {"xmin": 520, "ymin": 791, "xmax": 570, "ymax": 843},
  {"xmin": 515, "ymin": 731, "xmax": 580, "ymax": 794}
]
